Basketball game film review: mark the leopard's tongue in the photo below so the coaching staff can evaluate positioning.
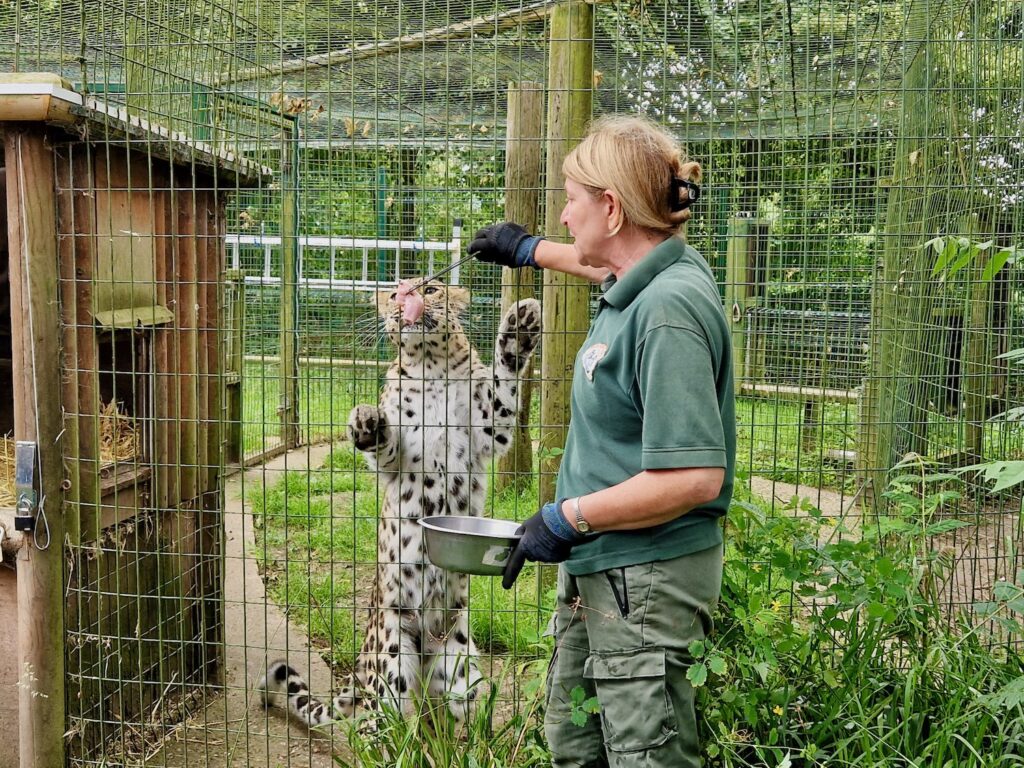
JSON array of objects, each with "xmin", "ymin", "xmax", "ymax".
[{"xmin": 396, "ymin": 280, "xmax": 424, "ymax": 326}]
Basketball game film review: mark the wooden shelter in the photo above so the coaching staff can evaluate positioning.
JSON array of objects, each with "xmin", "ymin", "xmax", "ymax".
[{"xmin": 0, "ymin": 74, "xmax": 266, "ymax": 767}]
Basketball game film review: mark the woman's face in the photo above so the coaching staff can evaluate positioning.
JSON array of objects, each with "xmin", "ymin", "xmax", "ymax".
[{"xmin": 560, "ymin": 177, "xmax": 614, "ymax": 267}]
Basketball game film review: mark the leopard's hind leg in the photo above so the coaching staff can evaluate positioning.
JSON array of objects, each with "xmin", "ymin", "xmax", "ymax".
[
  {"xmin": 337, "ymin": 600, "xmax": 424, "ymax": 721},
  {"xmin": 423, "ymin": 572, "xmax": 485, "ymax": 723}
]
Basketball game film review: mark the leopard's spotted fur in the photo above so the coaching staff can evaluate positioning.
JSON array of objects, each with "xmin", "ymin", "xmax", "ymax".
[{"xmin": 259, "ymin": 280, "xmax": 541, "ymax": 727}]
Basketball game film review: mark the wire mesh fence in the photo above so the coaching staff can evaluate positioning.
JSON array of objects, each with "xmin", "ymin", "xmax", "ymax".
[{"xmin": 1, "ymin": 0, "xmax": 1023, "ymax": 765}]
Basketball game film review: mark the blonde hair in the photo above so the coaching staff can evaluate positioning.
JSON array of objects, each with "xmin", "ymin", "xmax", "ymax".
[{"xmin": 562, "ymin": 115, "xmax": 701, "ymax": 236}]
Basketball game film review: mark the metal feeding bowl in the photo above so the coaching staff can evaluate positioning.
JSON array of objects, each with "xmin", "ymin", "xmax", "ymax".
[{"xmin": 418, "ymin": 516, "xmax": 522, "ymax": 576}]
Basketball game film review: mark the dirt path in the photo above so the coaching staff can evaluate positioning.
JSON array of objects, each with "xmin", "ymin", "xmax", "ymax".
[
  {"xmin": 747, "ymin": 475, "xmax": 854, "ymax": 518},
  {"xmin": 152, "ymin": 444, "xmax": 343, "ymax": 767},
  {"xmin": 746, "ymin": 476, "xmax": 1022, "ymax": 610}
]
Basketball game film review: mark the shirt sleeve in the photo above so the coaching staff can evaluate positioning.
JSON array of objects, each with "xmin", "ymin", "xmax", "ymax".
[{"xmin": 634, "ymin": 323, "xmax": 727, "ymax": 470}]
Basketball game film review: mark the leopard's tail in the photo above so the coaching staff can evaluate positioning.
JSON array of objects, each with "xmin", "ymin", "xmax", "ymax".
[{"xmin": 257, "ymin": 659, "xmax": 341, "ymax": 728}]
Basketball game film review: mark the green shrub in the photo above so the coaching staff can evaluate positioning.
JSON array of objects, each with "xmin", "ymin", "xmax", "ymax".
[{"xmin": 694, "ymin": 456, "xmax": 1024, "ymax": 766}]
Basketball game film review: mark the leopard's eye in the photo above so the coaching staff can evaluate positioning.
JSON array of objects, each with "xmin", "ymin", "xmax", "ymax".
[
  {"xmin": 388, "ymin": 291, "xmax": 397, "ymax": 300},
  {"xmin": 424, "ymin": 286, "xmax": 440, "ymax": 295}
]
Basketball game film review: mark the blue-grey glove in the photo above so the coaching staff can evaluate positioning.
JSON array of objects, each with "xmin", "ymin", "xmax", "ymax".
[
  {"xmin": 502, "ymin": 499, "xmax": 584, "ymax": 589},
  {"xmin": 468, "ymin": 222, "xmax": 543, "ymax": 269}
]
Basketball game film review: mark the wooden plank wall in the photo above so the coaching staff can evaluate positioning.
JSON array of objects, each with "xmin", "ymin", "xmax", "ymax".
[
  {"xmin": 51, "ymin": 139, "xmax": 226, "ymax": 762},
  {"xmin": 0, "ymin": 568, "xmax": 19, "ymax": 768}
]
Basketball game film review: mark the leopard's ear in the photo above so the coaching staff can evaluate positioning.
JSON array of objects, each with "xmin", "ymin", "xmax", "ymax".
[
  {"xmin": 374, "ymin": 287, "xmax": 397, "ymax": 314},
  {"xmin": 444, "ymin": 284, "xmax": 471, "ymax": 312}
]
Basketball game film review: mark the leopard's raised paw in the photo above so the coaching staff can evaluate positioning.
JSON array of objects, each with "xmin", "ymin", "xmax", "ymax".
[
  {"xmin": 496, "ymin": 298, "xmax": 541, "ymax": 371},
  {"xmin": 348, "ymin": 404, "xmax": 387, "ymax": 450}
]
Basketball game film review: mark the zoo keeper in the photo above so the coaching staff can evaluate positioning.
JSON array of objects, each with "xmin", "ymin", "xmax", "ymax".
[{"xmin": 469, "ymin": 114, "xmax": 735, "ymax": 768}]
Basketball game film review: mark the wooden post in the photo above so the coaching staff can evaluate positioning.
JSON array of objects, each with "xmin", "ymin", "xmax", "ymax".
[
  {"xmin": 6, "ymin": 127, "xmax": 67, "ymax": 768},
  {"xmin": 724, "ymin": 216, "xmax": 753, "ymax": 396},
  {"xmin": 496, "ymin": 81, "xmax": 543, "ymax": 495},
  {"xmin": 279, "ymin": 132, "xmax": 300, "ymax": 448},
  {"xmin": 176, "ymin": 168, "xmax": 199, "ymax": 504},
  {"xmin": 397, "ymin": 147, "xmax": 420, "ymax": 275},
  {"xmin": 961, "ymin": 213, "xmax": 996, "ymax": 461},
  {"xmin": 539, "ymin": 1, "xmax": 593, "ymax": 595},
  {"xmin": 224, "ymin": 268, "xmax": 245, "ymax": 465}
]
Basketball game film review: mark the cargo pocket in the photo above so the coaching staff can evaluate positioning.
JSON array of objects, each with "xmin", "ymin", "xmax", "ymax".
[{"xmin": 583, "ymin": 648, "xmax": 676, "ymax": 753}]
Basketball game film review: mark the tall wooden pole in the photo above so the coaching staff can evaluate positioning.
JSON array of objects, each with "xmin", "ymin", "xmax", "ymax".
[
  {"xmin": 539, "ymin": 1, "xmax": 593, "ymax": 592},
  {"xmin": 961, "ymin": 213, "xmax": 997, "ymax": 462},
  {"xmin": 6, "ymin": 128, "xmax": 67, "ymax": 768},
  {"xmin": 724, "ymin": 216, "xmax": 753, "ymax": 397},
  {"xmin": 496, "ymin": 81, "xmax": 544, "ymax": 495},
  {"xmin": 279, "ymin": 128, "xmax": 300, "ymax": 448}
]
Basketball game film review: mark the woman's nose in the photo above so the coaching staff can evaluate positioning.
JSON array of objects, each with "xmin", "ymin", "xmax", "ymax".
[{"xmin": 560, "ymin": 205, "xmax": 569, "ymax": 227}]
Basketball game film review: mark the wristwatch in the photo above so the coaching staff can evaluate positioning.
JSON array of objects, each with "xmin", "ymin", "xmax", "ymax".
[{"xmin": 570, "ymin": 496, "xmax": 591, "ymax": 534}]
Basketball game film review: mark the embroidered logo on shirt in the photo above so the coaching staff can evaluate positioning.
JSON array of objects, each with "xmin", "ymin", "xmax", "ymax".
[{"xmin": 581, "ymin": 343, "xmax": 608, "ymax": 381}]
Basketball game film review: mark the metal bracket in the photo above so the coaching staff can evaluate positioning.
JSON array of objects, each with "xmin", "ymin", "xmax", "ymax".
[{"xmin": 14, "ymin": 441, "xmax": 38, "ymax": 532}]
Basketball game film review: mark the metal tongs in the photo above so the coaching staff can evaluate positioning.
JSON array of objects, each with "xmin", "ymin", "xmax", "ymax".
[{"xmin": 405, "ymin": 253, "xmax": 477, "ymax": 292}]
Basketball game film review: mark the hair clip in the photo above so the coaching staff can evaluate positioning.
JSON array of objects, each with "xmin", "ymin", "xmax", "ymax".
[{"xmin": 669, "ymin": 178, "xmax": 701, "ymax": 212}]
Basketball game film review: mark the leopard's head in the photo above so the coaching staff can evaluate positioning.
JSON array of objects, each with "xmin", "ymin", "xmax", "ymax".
[{"xmin": 376, "ymin": 279, "xmax": 471, "ymax": 344}]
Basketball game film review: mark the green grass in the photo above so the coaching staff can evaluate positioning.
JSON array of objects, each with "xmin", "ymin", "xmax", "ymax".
[
  {"xmin": 242, "ymin": 360, "xmax": 868, "ymax": 490},
  {"xmin": 735, "ymin": 396, "xmax": 860, "ymax": 490},
  {"xmin": 241, "ymin": 361, "xmax": 380, "ymax": 457},
  {"xmin": 252, "ymin": 443, "xmax": 553, "ymax": 668}
]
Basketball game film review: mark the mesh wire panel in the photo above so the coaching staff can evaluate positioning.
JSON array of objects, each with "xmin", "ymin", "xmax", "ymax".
[{"xmin": 1, "ymin": 0, "xmax": 1023, "ymax": 765}]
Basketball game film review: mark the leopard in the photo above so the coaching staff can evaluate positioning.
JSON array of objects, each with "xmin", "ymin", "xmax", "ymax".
[{"xmin": 258, "ymin": 278, "xmax": 541, "ymax": 729}]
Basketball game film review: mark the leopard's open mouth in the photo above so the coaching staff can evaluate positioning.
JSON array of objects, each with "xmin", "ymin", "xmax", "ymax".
[{"xmin": 394, "ymin": 313, "xmax": 439, "ymax": 333}]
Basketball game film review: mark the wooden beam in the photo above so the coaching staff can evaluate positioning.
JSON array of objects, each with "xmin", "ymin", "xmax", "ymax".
[
  {"xmin": 5, "ymin": 126, "xmax": 67, "ymax": 768},
  {"xmin": 740, "ymin": 382, "xmax": 859, "ymax": 404},
  {"xmin": 961, "ymin": 214, "xmax": 997, "ymax": 461},
  {"xmin": 495, "ymin": 81, "xmax": 543, "ymax": 495},
  {"xmin": 539, "ymin": 1, "xmax": 593, "ymax": 597},
  {"xmin": 215, "ymin": 0, "xmax": 606, "ymax": 86},
  {"xmin": 279, "ymin": 137, "xmax": 300, "ymax": 449}
]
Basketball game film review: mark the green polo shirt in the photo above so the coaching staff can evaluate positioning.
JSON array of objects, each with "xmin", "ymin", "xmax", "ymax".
[{"xmin": 556, "ymin": 236, "xmax": 735, "ymax": 576}]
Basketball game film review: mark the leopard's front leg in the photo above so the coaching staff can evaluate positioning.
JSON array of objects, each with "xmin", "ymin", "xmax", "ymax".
[
  {"xmin": 348, "ymin": 404, "xmax": 401, "ymax": 471},
  {"xmin": 471, "ymin": 298, "xmax": 542, "ymax": 458}
]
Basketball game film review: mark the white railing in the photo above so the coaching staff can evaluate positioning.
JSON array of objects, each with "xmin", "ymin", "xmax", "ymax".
[{"xmin": 226, "ymin": 220, "xmax": 463, "ymax": 291}]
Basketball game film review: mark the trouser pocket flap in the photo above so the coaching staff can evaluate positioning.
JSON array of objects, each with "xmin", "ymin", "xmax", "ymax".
[
  {"xmin": 584, "ymin": 648, "xmax": 665, "ymax": 680},
  {"xmin": 583, "ymin": 648, "xmax": 675, "ymax": 753}
]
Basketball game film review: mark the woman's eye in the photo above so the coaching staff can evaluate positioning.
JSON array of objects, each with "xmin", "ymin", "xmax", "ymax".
[{"xmin": 424, "ymin": 286, "xmax": 439, "ymax": 295}]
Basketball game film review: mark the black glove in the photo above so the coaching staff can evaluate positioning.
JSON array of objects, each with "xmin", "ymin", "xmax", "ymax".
[
  {"xmin": 502, "ymin": 499, "xmax": 584, "ymax": 589},
  {"xmin": 468, "ymin": 222, "xmax": 543, "ymax": 269}
]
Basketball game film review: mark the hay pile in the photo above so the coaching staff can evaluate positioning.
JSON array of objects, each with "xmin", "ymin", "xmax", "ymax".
[
  {"xmin": 99, "ymin": 399, "xmax": 141, "ymax": 464},
  {"xmin": 0, "ymin": 402, "xmax": 140, "ymax": 506}
]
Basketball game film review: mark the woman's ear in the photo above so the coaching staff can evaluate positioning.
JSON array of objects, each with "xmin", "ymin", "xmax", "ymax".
[{"xmin": 602, "ymin": 189, "xmax": 624, "ymax": 236}]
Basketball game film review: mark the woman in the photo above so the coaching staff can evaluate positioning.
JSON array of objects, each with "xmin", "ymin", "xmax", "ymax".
[{"xmin": 469, "ymin": 115, "xmax": 734, "ymax": 768}]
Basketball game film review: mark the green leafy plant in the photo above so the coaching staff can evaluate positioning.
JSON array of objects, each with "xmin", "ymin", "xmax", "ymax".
[
  {"xmin": 567, "ymin": 685, "xmax": 601, "ymax": 728},
  {"xmin": 692, "ymin": 466, "xmax": 1024, "ymax": 766},
  {"xmin": 335, "ymin": 659, "xmax": 551, "ymax": 768}
]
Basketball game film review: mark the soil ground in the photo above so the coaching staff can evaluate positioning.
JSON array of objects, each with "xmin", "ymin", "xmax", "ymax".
[{"xmin": 150, "ymin": 444, "xmax": 343, "ymax": 767}]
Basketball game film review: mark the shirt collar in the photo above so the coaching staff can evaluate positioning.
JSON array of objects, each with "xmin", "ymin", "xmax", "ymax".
[{"xmin": 600, "ymin": 236, "xmax": 688, "ymax": 309}]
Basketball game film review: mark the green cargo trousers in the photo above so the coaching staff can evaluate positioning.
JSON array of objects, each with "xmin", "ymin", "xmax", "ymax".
[{"xmin": 544, "ymin": 544, "xmax": 723, "ymax": 768}]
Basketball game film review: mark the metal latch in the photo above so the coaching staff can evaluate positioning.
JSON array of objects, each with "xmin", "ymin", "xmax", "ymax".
[{"xmin": 14, "ymin": 441, "xmax": 38, "ymax": 532}]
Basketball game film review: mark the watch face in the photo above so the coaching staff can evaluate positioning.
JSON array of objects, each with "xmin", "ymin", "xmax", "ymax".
[{"xmin": 572, "ymin": 498, "xmax": 590, "ymax": 533}]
